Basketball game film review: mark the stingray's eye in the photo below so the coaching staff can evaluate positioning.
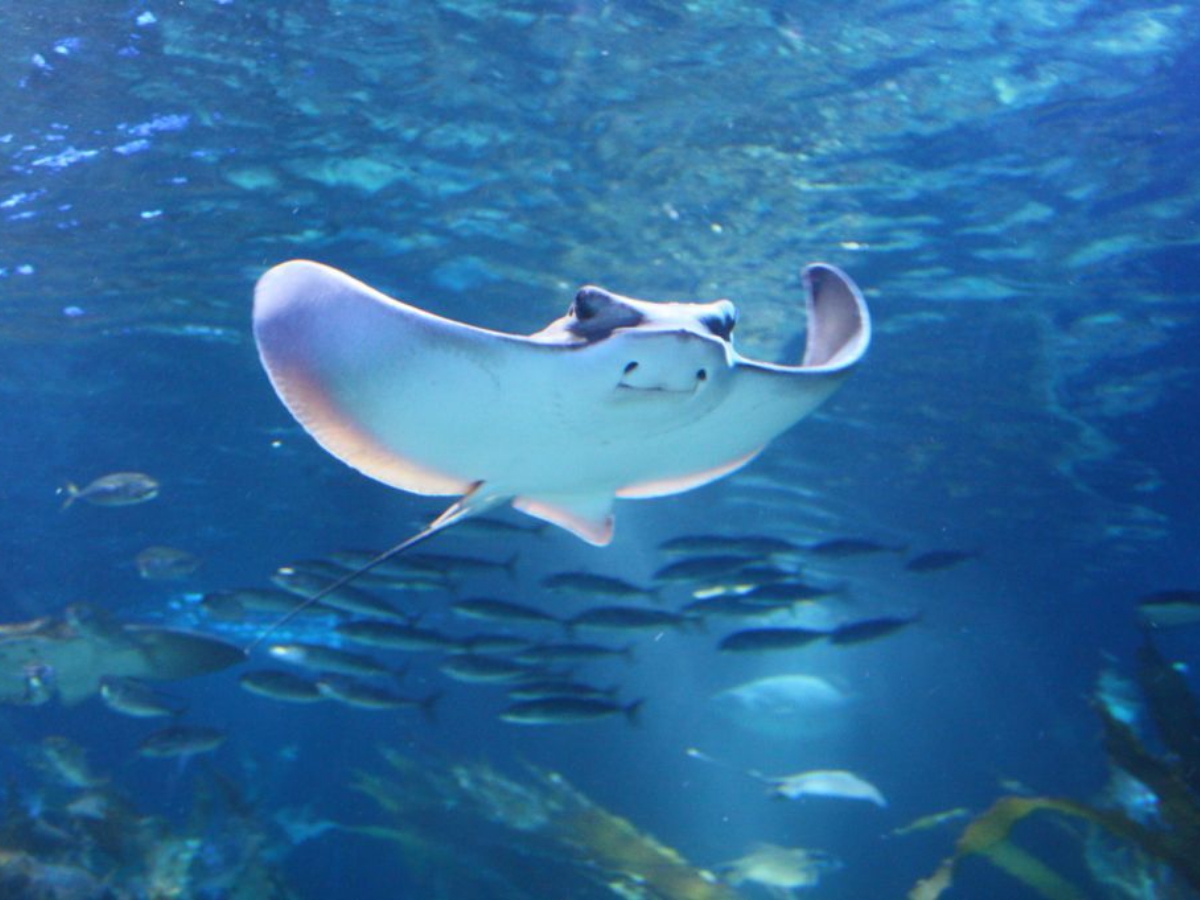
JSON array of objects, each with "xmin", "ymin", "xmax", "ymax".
[
  {"xmin": 624, "ymin": 361, "xmax": 639, "ymax": 375},
  {"xmin": 573, "ymin": 287, "xmax": 605, "ymax": 321},
  {"xmin": 696, "ymin": 369, "xmax": 708, "ymax": 381},
  {"xmin": 702, "ymin": 312, "xmax": 737, "ymax": 340}
]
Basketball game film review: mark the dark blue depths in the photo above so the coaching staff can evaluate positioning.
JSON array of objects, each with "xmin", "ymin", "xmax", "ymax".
[{"xmin": 1, "ymin": 1, "xmax": 1198, "ymax": 897}]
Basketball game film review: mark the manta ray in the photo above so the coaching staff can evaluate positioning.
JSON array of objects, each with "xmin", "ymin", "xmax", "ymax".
[{"xmin": 251, "ymin": 259, "xmax": 869, "ymax": 622}]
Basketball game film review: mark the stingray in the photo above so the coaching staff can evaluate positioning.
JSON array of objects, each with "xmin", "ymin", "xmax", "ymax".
[
  {"xmin": 251, "ymin": 259, "xmax": 870, "ymax": 628},
  {"xmin": 0, "ymin": 605, "xmax": 245, "ymax": 706}
]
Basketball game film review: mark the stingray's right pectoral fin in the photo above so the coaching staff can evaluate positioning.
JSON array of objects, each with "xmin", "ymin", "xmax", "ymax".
[{"xmin": 512, "ymin": 494, "xmax": 615, "ymax": 546}]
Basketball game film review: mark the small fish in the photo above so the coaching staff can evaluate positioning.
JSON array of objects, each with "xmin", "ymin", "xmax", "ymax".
[
  {"xmin": 344, "ymin": 570, "xmax": 450, "ymax": 594},
  {"xmin": 268, "ymin": 642, "xmax": 392, "ymax": 678},
  {"xmin": 275, "ymin": 558, "xmax": 350, "ymax": 582},
  {"xmin": 806, "ymin": 538, "xmax": 905, "ymax": 558},
  {"xmin": 317, "ymin": 676, "xmax": 440, "ymax": 718},
  {"xmin": 200, "ymin": 588, "xmax": 342, "ymax": 620},
  {"xmin": 828, "ymin": 615, "xmax": 918, "ymax": 645},
  {"xmin": 507, "ymin": 679, "xmax": 619, "ymax": 701},
  {"xmin": 500, "ymin": 696, "xmax": 643, "ymax": 725},
  {"xmin": 719, "ymin": 627, "xmax": 826, "ymax": 653},
  {"xmin": 138, "ymin": 725, "xmax": 226, "ymax": 758},
  {"xmin": 683, "ymin": 596, "xmax": 780, "ymax": 619},
  {"xmin": 456, "ymin": 633, "xmax": 531, "ymax": 654},
  {"xmin": 659, "ymin": 534, "xmax": 799, "ymax": 557},
  {"xmin": 405, "ymin": 551, "xmax": 519, "ymax": 579},
  {"xmin": 335, "ymin": 620, "xmax": 458, "ymax": 652},
  {"xmin": 328, "ymin": 549, "xmax": 449, "ymax": 579},
  {"xmin": 732, "ymin": 564, "xmax": 797, "ymax": 586},
  {"xmin": 769, "ymin": 769, "xmax": 887, "ymax": 806},
  {"xmin": 298, "ymin": 555, "xmax": 450, "ymax": 595},
  {"xmin": 451, "ymin": 597, "xmax": 561, "ymax": 627},
  {"xmin": 515, "ymin": 642, "xmax": 635, "ymax": 664},
  {"xmin": 59, "ymin": 472, "xmax": 160, "ymax": 509},
  {"xmin": 568, "ymin": 605, "xmax": 694, "ymax": 632},
  {"xmin": 740, "ymin": 580, "xmax": 836, "ymax": 606},
  {"xmin": 99, "ymin": 677, "xmax": 185, "ymax": 718},
  {"xmin": 1136, "ymin": 589, "xmax": 1200, "ymax": 628},
  {"xmin": 542, "ymin": 572, "xmax": 658, "ymax": 600},
  {"xmin": 439, "ymin": 654, "xmax": 537, "ymax": 684},
  {"xmin": 905, "ymin": 549, "xmax": 977, "ymax": 573},
  {"xmin": 135, "ymin": 545, "xmax": 202, "ymax": 580},
  {"xmin": 238, "ymin": 669, "xmax": 324, "ymax": 703},
  {"xmin": 654, "ymin": 555, "xmax": 762, "ymax": 583},
  {"xmin": 272, "ymin": 569, "xmax": 408, "ymax": 621},
  {"xmin": 691, "ymin": 569, "xmax": 792, "ymax": 600}
]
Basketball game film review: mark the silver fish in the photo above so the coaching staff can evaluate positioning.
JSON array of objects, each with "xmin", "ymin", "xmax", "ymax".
[
  {"xmin": 500, "ymin": 696, "xmax": 643, "ymax": 725},
  {"xmin": 59, "ymin": 472, "xmax": 160, "ymax": 509}
]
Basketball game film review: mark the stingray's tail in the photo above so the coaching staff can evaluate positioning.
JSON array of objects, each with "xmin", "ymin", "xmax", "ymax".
[{"xmin": 245, "ymin": 484, "xmax": 500, "ymax": 652}]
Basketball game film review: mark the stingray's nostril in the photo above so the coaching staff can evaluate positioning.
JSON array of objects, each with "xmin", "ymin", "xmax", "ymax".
[
  {"xmin": 696, "ymin": 369, "xmax": 708, "ymax": 381},
  {"xmin": 623, "ymin": 361, "xmax": 639, "ymax": 375}
]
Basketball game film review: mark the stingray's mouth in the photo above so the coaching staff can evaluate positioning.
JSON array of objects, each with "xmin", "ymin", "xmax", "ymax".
[
  {"xmin": 614, "ymin": 361, "xmax": 708, "ymax": 394},
  {"xmin": 615, "ymin": 382, "xmax": 700, "ymax": 396}
]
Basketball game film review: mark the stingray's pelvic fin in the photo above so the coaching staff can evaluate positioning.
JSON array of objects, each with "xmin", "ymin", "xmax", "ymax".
[
  {"xmin": 246, "ymin": 483, "xmax": 500, "ymax": 651},
  {"xmin": 512, "ymin": 493, "xmax": 615, "ymax": 546}
]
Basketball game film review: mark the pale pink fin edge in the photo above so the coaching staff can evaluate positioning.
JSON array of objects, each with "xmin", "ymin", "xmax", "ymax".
[
  {"xmin": 616, "ymin": 447, "xmax": 763, "ymax": 499},
  {"xmin": 512, "ymin": 496, "xmax": 614, "ymax": 546}
]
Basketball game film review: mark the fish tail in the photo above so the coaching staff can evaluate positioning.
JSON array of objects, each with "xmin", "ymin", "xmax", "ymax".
[
  {"xmin": 623, "ymin": 698, "xmax": 645, "ymax": 726},
  {"xmin": 502, "ymin": 552, "xmax": 520, "ymax": 580},
  {"xmin": 419, "ymin": 691, "xmax": 442, "ymax": 724},
  {"xmin": 58, "ymin": 483, "xmax": 80, "ymax": 510}
]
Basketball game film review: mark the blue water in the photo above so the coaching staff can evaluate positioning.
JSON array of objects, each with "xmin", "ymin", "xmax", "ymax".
[{"xmin": 2, "ymin": 1, "xmax": 1198, "ymax": 897}]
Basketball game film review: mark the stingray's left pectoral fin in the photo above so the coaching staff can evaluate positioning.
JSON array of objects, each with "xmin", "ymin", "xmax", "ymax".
[{"xmin": 512, "ymin": 494, "xmax": 615, "ymax": 546}]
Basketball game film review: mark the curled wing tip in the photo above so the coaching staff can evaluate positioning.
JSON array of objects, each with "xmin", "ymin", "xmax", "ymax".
[
  {"xmin": 801, "ymin": 262, "xmax": 871, "ymax": 370},
  {"xmin": 254, "ymin": 259, "xmax": 359, "ymax": 327}
]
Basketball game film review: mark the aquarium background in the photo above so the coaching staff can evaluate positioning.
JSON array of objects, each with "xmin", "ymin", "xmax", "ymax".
[{"xmin": 2, "ymin": 1, "xmax": 1198, "ymax": 897}]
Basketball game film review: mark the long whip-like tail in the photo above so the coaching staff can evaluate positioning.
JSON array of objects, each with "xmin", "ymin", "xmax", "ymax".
[{"xmin": 245, "ymin": 484, "xmax": 498, "ymax": 652}]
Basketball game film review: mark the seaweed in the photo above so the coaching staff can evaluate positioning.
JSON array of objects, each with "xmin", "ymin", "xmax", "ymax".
[
  {"xmin": 911, "ymin": 634, "xmax": 1200, "ymax": 898},
  {"xmin": 346, "ymin": 748, "xmax": 740, "ymax": 899},
  {"xmin": 1136, "ymin": 638, "xmax": 1200, "ymax": 796}
]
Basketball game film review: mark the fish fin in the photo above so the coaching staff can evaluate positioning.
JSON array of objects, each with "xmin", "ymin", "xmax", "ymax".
[
  {"xmin": 512, "ymin": 494, "xmax": 614, "ymax": 546},
  {"xmin": 624, "ymin": 698, "xmax": 645, "ymax": 726},
  {"xmin": 502, "ymin": 552, "xmax": 519, "ymax": 580},
  {"xmin": 58, "ymin": 483, "xmax": 79, "ymax": 510}
]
